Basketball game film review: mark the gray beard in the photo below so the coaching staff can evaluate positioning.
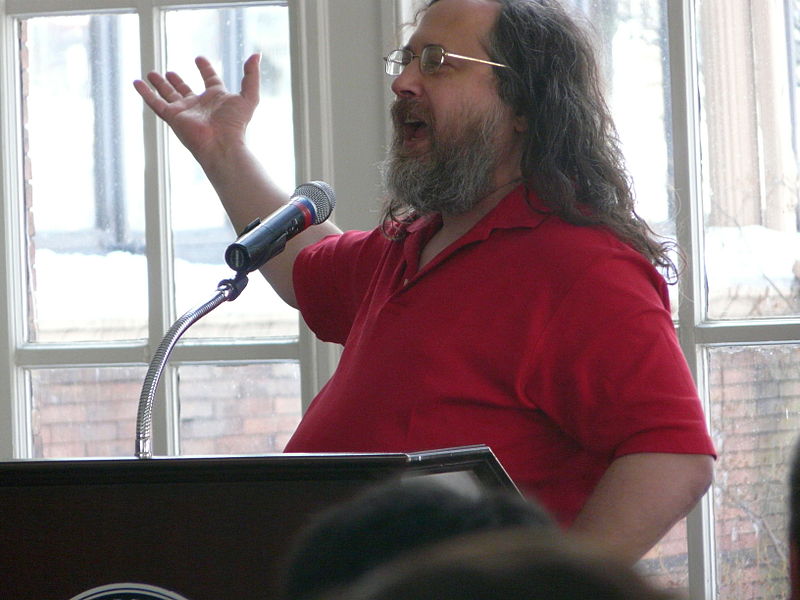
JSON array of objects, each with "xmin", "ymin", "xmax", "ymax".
[{"xmin": 380, "ymin": 105, "xmax": 503, "ymax": 217}]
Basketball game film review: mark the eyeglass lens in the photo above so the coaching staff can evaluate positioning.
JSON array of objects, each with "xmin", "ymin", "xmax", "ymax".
[
  {"xmin": 385, "ymin": 45, "xmax": 447, "ymax": 76},
  {"xmin": 385, "ymin": 50, "xmax": 405, "ymax": 75},
  {"xmin": 419, "ymin": 46, "xmax": 445, "ymax": 74}
]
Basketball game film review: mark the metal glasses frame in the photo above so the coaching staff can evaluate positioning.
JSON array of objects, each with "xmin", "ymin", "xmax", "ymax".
[{"xmin": 384, "ymin": 44, "xmax": 510, "ymax": 76}]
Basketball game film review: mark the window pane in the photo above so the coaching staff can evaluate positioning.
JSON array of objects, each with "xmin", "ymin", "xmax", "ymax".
[
  {"xmin": 165, "ymin": 5, "xmax": 298, "ymax": 339},
  {"xmin": 23, "ymin": 14, "xmax": 146, "ymax": 342},
  {"xmin": 31, "ymin": 366, "xmax": 146, "ymax": 458},
  {"xmin": 709, "ymin": 345, "xmax": 797, "ymax": 598},
  {"xmin": 178, "ymin": 362, "xmax": 301, "ymax": 455},
  {"xmin": 698, "ymin": 1, "xmax": 800, "ymax": 320}
]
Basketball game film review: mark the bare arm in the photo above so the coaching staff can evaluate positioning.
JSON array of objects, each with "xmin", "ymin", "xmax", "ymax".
[
  {"xmin": 569, "ymin": 452, "xmax": 714, "ymax": 563},
  {"xmin": 133, "ymin": 54, "xmax": 341, "ymax": 308}
]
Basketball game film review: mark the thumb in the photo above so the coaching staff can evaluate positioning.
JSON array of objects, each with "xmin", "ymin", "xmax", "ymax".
[{"xmin": 240, "ymin": 53, "xmax": 261, "ymax": 106}]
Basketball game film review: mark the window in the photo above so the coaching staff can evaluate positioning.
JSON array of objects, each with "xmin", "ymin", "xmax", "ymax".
[
  {"xmin": 0, "ymin": 0, "xmax": 393, "ymax": 460},
  {"xmin": 567, "ymin": 1, "xmax": 800, "ymax": 598},
  {"xmin": 695, "ymin": 1, "xmax": 800, "ymax": 597},
  {"xmin": 6, "ymin": 1, "xmax": 303, "ymax": 459}
]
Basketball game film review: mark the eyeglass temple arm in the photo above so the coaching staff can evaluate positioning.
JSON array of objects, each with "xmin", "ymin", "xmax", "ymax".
[{"xmin": 443, "ymin": 51, "xmax": 510, "ymax": 69}]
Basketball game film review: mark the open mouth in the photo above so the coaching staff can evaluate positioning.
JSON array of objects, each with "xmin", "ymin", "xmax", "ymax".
[
  {"xmin": 403, "ymin": 117, "xmax": 430, "ymax": 142},
  {"xmin": 391, "ymin": 100, "xmax": 434, "ymax": 150},
  {"xmin": 403, "ymin": 118, "xmax": 429, "ymax": 141}
]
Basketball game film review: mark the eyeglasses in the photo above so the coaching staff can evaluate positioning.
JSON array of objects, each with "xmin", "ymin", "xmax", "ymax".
[{"xmin": 383, "ymin": 44, "xmax": 510, "ymax": 76}]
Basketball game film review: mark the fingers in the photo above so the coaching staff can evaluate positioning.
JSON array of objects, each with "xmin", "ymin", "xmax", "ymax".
[
  {"xmin": 240, "ymin": 53, "xmax": 261, "ymax": 104},
  {"xmin": 165, "ymin": 70, "xmax": 193, "ymax": 98},
  {"xmin": 195, "ymin": 56, "xmax": 225, "ymax": 90},
  {"xmin": 133, "ymin": 78, "xmax": 169, "ymax": 118},
  {"xmin": 134, "ymin": 54, "xmax": 259, "ymax": 116},
  {"xmin": 133, "ymin": 64, "xmax": 198, "ymax": 116},
  {"xmin": 141, "ymin": 70, "xmax": 189, "ymax": 103}
]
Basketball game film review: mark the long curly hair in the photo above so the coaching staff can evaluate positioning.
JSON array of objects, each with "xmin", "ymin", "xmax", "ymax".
[{"xmin": 384, "ymin": 0, "xmax": 676, "ymax": 276}]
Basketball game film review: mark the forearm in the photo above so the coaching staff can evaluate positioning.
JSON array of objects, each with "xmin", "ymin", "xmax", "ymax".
[
  {"xmin": 199, "ymin": 141, "xmax": 341, "ymax": 307},
  {"xmin": 569, "ymin": 452, "xmax": 713, "ymax": 563}
]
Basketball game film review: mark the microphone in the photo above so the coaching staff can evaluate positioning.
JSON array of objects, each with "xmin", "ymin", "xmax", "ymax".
[{"xmin": 225, "ymin": 181, "xmax": 336, "ymax": 273}]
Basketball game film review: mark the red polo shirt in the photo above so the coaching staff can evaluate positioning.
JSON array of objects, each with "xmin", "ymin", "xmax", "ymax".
[{"xmin": 285, "ymin": 185, "xmax": 715, "ymax": 524}]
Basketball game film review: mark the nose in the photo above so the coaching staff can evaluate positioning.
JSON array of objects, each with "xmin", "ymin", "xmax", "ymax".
[{"xmin": 390, "ymin": 60, "xmax": 423, "ymax": 99}]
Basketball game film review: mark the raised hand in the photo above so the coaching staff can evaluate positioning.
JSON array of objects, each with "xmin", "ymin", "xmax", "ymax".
[
  {"xmin": 133, "ymin": 54, "xmax": 261, "ymax": 164},
  {"xmin": 134, "ymin": 52, "xmax": 339, "ymax": 307}
]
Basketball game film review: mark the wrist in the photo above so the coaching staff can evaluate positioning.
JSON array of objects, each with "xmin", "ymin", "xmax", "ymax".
[{"xmin": 196, "ymin": 138, "xmax": 252, "ymax": 177}]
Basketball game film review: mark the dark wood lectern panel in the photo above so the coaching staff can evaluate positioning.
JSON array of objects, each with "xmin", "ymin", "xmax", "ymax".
[{"xmin": 0, "ymin": 446, "xmax": 516, "ymax": 600}]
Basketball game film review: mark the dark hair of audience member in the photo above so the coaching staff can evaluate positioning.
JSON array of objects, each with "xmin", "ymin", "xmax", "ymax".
[
  {"xmin": 321, "ymin": 529, "xmax": 680, "ymax": 600},
  {"xmin": 280, "ymin": 477, "xmax": 555, "ymax": 600}
]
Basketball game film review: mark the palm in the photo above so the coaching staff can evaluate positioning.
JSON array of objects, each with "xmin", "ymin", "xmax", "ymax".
[{"xmin": 167, "ymin": 86, "xmax": 253, "ymax": 155}]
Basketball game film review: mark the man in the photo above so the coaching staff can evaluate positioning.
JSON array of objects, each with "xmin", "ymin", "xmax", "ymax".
[{"xmin": 135, "ymin": 0, "xmax": 714, "ymax": 561}]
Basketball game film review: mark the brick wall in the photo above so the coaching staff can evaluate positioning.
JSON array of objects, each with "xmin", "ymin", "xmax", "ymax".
[
  {"xmin": 709, "ymin": 346, "xmax": 798, "ymax": 599},
  {"xmin": 32, "ymin": 366, "xmax": 145, "ymax": 458},
  {"xmin": 178, "ymin": 362, "xmax": 301, "ymax": 455},
  {"xmin": 31, "ymin": 362, "xmax": 301, "ymax": 459}
]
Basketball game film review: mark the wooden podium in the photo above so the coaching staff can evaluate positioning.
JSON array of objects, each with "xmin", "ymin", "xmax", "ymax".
[{"xmin": 0, "ymin": 445, "xmax": 517, "ymax": 600}]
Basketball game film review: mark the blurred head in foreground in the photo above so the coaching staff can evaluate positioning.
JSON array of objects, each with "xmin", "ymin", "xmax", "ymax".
[{"xmin": 282, "ymin": 477, "xmax": 555, "ymax": 600}]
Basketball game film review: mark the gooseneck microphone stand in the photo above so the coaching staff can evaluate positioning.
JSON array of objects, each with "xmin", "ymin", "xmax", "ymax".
[
  {"xmin": 133, "ymin": 180, "xmax": 336, "ymax": 459},
  {"xmin": 135, "ymin": 273, "xmax": 248, "ymax": 459}
]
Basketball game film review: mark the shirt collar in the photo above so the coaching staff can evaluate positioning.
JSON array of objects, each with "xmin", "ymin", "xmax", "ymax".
[{"xmin": 405, "ymin": 184, "xmax": 551, "ymax": 238}]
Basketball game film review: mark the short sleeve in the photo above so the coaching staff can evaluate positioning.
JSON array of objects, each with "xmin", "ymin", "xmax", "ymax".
[
  {"xmin": 527, "ymin": 252, "xmax": 715, "ymax": 459},
  {"xmin": 293, "ymin": 229, "xmax": 386, "ymax": 344}
]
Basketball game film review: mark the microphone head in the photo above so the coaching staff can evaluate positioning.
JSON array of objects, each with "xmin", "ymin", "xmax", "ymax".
[{"xmin": 293, "ymin": 181, "xmax": 336, "ymax": 224}]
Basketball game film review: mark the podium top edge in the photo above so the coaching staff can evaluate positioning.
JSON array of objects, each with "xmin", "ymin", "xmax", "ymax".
[
  {"xmin": 0, "ymin": 444, "xmax": 493, "ymax": 467},
  {"xmin": 2, "ymin": 451, "xmax": 409, "ymax": 465},
  {"xmin": 0, "ymin": 445, "xmax": 516, "ymax": 490}
]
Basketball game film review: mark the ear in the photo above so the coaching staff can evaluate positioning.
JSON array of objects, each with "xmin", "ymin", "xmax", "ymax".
[
  {"xmin": 791, "ymin": 540, "xmax": 800, "ymax": 600},
  {"xmin": 513, "ymin": 113, "xmax": 528, "ymax": 133}
]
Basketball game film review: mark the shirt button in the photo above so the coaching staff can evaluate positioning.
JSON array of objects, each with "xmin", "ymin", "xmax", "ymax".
[{"xmin": 403, "ymin": 278, "xmax": 409, "ymax": 286}]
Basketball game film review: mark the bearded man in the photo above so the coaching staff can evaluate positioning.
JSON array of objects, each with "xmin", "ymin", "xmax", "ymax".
[{"xmin": 135, "ymin": 0, "xmax": 715, "ymax": 562}]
